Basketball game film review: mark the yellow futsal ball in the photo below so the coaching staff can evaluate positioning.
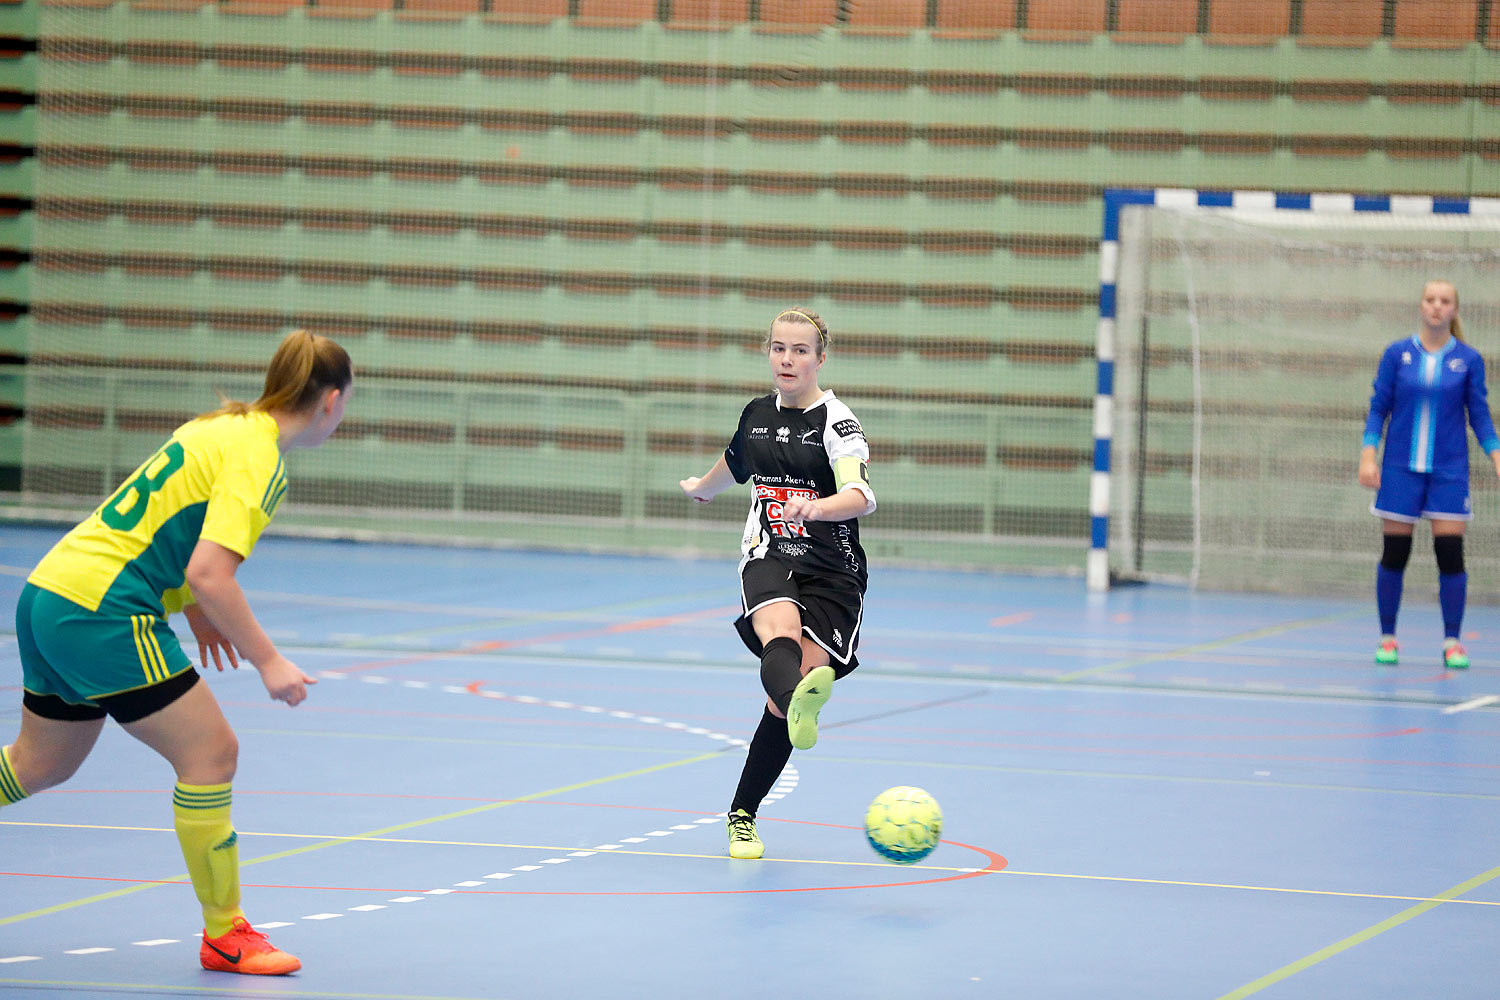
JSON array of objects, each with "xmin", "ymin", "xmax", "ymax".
[{"xmin": 864, "ymin": 786, "xmax": 942, "ymax": 864}]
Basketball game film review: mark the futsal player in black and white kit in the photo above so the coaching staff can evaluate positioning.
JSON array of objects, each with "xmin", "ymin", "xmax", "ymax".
[{"xmin": 680, "ymin": 308, "xmax": 875, "ymax": 860}]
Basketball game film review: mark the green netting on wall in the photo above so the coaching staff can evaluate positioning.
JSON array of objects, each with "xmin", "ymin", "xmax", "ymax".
[{"xmin": 13, "ymin": 3, "xmax": 1497, "ymax": 577}]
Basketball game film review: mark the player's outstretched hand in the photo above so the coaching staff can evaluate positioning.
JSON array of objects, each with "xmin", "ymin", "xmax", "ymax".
[
  {"xmin": 184, "ymin": 604, "xmax": 239, "ymax": 673},
  {"xmin": 258, "ymin": 654, "xmax": 318, "ymax": 707},
  {"xmin": 680, "ymin": 477, "xmax": 712, "ymax": 503}
]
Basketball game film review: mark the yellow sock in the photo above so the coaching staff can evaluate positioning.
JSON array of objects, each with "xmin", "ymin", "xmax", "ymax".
[
  {"xmin": 172, "ymin": 782, "xmax": 243, "ymax": 938},
  {"xmin": 0, "ymin": 746, "xmax": 28, "ymax": 806}
]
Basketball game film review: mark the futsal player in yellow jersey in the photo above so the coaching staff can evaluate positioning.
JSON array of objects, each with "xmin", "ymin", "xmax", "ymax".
[{"xmin": 0, "ymin": 329, "xmax": 351, "ymax": 976}]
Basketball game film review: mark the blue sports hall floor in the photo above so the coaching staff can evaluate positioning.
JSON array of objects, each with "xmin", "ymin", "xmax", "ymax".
[{"xmin": 1, "ymin": 522, "xmax": 1497, "ymax": 999}]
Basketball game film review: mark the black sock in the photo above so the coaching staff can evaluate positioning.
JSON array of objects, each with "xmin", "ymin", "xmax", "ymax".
[
  {"xmin": 730, "ymin": 705, "xmax": 794, "ymax": 817},
  {"xmin": 759, "ymin": 635, "xmax": 803, "ymax": 716}
]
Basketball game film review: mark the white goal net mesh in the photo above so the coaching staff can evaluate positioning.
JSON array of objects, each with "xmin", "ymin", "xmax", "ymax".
[{"xmin": 1111, "ymin": 206, "xmax": 1500, "ymax": 599}]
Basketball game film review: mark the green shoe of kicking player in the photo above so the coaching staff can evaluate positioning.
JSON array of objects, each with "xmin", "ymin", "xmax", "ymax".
[{"xmin": 786, "ymin": 665, "xmax": 835, "ymax": 750}]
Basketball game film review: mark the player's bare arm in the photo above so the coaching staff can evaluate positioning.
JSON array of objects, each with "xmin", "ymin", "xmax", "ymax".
[
  {"xmin": 681, "ymin": 454, "xmax": 736, "ymax": 503},
  {"xmin": 1358, "ymin": 445, "xmax": 1380, "ymax": 489},
  {"xmin": 185, "ymin": 539, "xmax": 316, "ymax": 705}
]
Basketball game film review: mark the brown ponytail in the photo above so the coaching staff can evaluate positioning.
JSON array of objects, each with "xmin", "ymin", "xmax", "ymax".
[{"xmin": 203, "ymin": 330, "xmax": 352, "ymax": 418}]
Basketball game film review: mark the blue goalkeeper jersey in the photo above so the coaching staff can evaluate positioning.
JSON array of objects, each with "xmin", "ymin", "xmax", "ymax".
[{"xmin": 1363, "ymin": 335, "xmax": 1500, "ymax": 475}]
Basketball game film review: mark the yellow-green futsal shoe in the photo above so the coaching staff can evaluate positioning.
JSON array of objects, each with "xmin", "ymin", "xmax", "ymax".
[
  {"xmin": 726, "ymin": 809, "xmax": 763, "ymax": 859},
  {"xmin": 787, "ymin": 665, "xmax": 835, "ymax": 750}
]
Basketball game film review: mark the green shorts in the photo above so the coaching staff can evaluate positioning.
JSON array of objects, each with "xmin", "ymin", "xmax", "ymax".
[{"xmin": 15, "ymin": 582, "xmax": 193, "ymax": 707}]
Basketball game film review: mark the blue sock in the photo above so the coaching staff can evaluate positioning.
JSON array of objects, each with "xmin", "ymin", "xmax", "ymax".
[
  {"xmin": 1439, "ymin": 572, "xmax": 1466, "ymax": 640},
  {"xmin": 1376, "ymin": 565, "xmax": 1404, "ymax": 636}
]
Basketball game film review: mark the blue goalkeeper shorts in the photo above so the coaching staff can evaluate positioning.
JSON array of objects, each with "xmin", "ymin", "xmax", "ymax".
[{"xmin": 1371, "ymin": 466, "xmax": 1471, "ymax": 523}]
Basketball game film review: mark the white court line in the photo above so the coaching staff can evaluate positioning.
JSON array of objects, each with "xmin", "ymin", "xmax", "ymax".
[
  {"xmin": 17, "ymin": 681, "xmax": 794, "ymax": 970},
  {"xmin": 1442, "ymin": 694, "xmax": 1500, "ymax": 715}
]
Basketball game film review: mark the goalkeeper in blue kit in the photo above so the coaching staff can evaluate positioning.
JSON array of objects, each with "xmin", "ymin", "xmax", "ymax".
[{"xmin": 1358, "ymin": 280, "xmax": 1500, "ymax": 669}]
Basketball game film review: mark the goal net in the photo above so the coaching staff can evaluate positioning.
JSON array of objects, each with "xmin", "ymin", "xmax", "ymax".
[{"xmin": 1108, "ymin": 195, "xmax": 1500, "ymax": 600}]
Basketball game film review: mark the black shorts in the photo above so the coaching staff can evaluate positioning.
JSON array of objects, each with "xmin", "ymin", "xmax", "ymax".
[
  {"xmin": 22, "ymin": 668, "xmax": 200, "ymax": 725},
  {"xmin": 735, "ymin": 557, "xmax": 863, "ymax": 677}
]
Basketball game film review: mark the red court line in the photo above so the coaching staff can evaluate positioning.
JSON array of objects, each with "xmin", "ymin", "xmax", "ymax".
[
  {"xmin": 829, "ymin": 723, "xmax": 1430, "ymax": 745},
  {"xmin": 225, "ymin": 700, "xmax": 718, "ymax": 729},
  {"xmin": 817, "ymin": 731, "xmax": 1500, "ymax": 769},
  {"xmin": 329, "ymin": 605, "xmax": 738, "ymax": 676},
  {"xmin": 465, "ymin": 605, "xmax": 739, "ymax": 650},
  {"xmin": 20, "ymin": 791, "xmax": 754, "ymax": 812},
  {"xmin": 937, "ymin": 699, "xmax": 1500, "ymax": 730},
  {"xmin": 0, "ymin": 838, "xmax": 1006, "ymax": 897}
]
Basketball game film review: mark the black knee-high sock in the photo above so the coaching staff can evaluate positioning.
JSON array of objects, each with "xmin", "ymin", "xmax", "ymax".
[
  {"xmin": 759, "ymin": 635, "xmax": 803, "ymax": 716},
  {"xmin": 730, "ymin": 705, "xmax": 794, "ymax": 817},
  {"xmin": 1435, "ymin": 535, "xmax": 1466, "ymax": 639},
  {"xmin": 1378, "ymin": 533, "xmax": 1413, "ymax": 635}
]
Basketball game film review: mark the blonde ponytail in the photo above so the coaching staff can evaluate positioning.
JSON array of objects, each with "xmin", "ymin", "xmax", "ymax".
[{"xmin": 201, "ymin": 330, "xmax": 352, "ymax": 419}]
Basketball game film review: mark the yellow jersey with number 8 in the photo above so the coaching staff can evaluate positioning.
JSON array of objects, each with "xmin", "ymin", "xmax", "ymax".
[{"xmin": 28, "ymin": 411, "xmax": 286, "ymax": 616}]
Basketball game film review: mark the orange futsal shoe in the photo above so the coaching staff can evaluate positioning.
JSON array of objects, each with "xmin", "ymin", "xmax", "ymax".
[{"xmin": 200, "ymin": 917, "xmax": 301, "ymax": 976}]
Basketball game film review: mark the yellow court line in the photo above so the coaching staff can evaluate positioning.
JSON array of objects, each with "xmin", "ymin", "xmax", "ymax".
[
  {"xmin": 1055, "ymin": 611, "xmax": 1364, "ymax": 682},
  {"xmin": 8, "ymin": 819, "xmax": 1499, "ymax": 908},
  {"xmin": 998, "ymin": 867, "xmax": 1500, "ymax": 909},
  {"xmin": 0, "ymin": 821, "xmax": 972, "ymax": 875},
  {"xmin": 0, "ymin": 750, "xmax": 720, "ymax": 927},
  {"xmin": 1213, "ymin": 862, "xmax": 1500, "ymax": 1000}
]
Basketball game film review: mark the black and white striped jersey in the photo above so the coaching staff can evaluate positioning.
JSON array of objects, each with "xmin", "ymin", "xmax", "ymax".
[{"xmin": 723, "ymin": 390, "xmax": 874, "ymax": 587}]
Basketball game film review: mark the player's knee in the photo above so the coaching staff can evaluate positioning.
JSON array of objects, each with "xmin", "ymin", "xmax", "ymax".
[
  {"xmin": 181, "ymin": 729, "xmax": 239, "ymax": 786},
  {"xmin": 210, "ymin": 730, "xmax": 240, "ymax": 783},
  {"xmin": 799, "ymin": 643, "xmax": 830, "ymax": 674},
  {"xmin": 8, "ymin": 741, "xmax": 79, "ymax": 793},
  {"xmin": 1434, "ymin": 534, "xmax": 1465, "ymax": 576},
  {"xmin": 1381, "ymin": 533, "xmax": 1413, "ymax": 572}
]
